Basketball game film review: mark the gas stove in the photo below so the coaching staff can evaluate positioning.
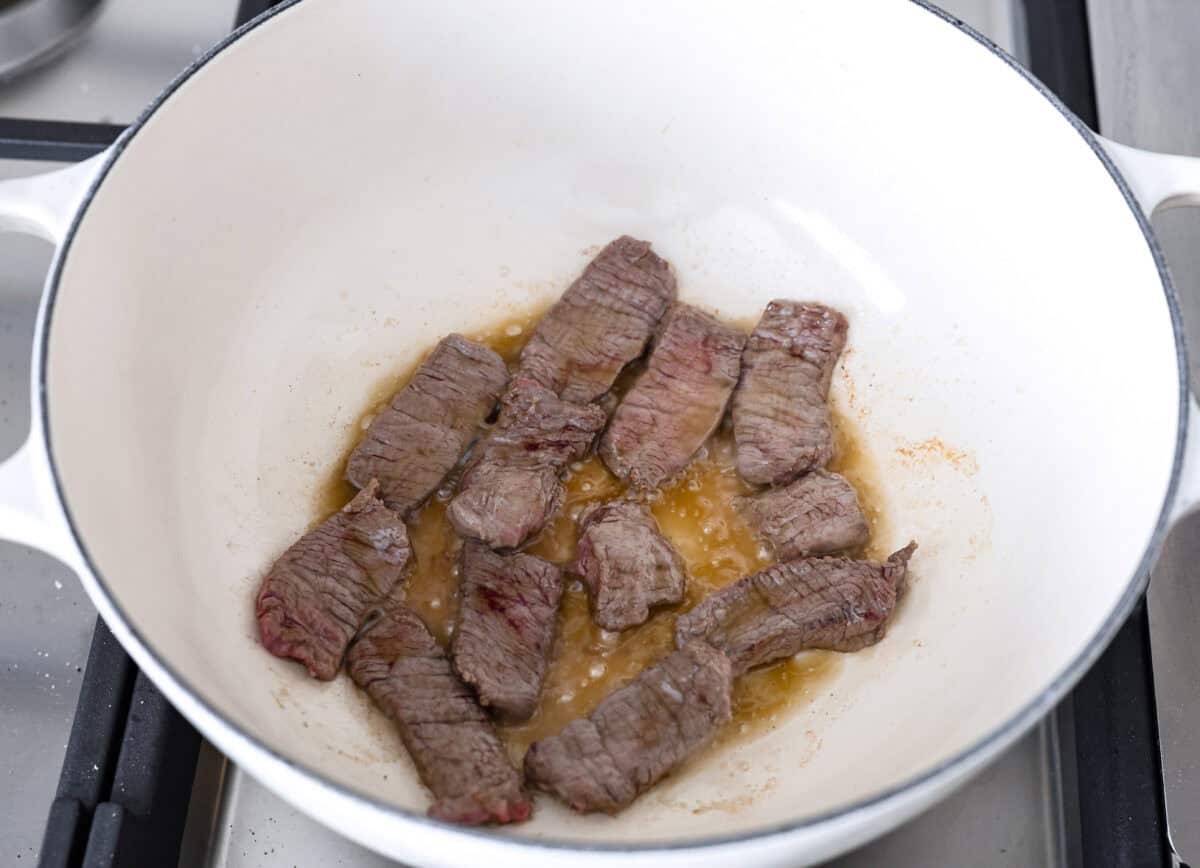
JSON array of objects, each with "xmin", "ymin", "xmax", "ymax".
[{"xmin": 1, "ymin": 2, "xmax": 1195, "ymax": 866}]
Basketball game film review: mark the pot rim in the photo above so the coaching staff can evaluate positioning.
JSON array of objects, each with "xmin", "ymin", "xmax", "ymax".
[{"xmin": 33, "ymin": 0, "xmax": 1191, "ymax": 856}]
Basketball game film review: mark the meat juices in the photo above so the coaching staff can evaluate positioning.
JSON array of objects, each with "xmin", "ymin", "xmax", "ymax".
[
  {"xmin": 676, "ymin": 543, "xmax": 917, "ymax": 676},
  {"xmin": 251, "ymin": 237, "xmax": 918, "ymax": 819},
  {"xmin": 519, "ymin": 236, "xmax": 676, "ymax": 404},
  {"xmin": 567, "ymin": 500, "xmax": 687, "ymax": 631},
  {"xmin": 523, "ymin": 641, "xmax": 733, "ymax": 813},
  {"xmin": 735, "ymin": 470, "xmax": 870, "ymax": 560},
  {"xmin": 256, "ymin": 481, "xmax": 410, "ymax": 680},
  {"xmin": 732, "ymin": 301, "xmax": 849, "ymax": 486},
  {"xmin": 452, "ymin": 542, "xmax": 564, "ymax": 721},
  {"xmin": 599, "ymin": 305, "xmax": 745, "ymax": 491},
  {"xmin": 345, "ymin": 334, "xmax": 508, "ymax": 516},
  {"xmin": 447, "ymin": 377, "xmax": 607, "ymax": 549},
  {"xmin": 347, "ymin": 602, "xmax": 531, "ymax": 825}
]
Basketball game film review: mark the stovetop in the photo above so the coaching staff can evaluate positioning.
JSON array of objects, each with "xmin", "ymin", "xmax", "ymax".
[{"xmin": 1, "ymin": 2, "xmax": 1197, "ymax": 866}]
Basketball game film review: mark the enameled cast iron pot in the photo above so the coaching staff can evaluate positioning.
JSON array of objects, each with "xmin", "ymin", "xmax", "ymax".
[{"xmin": 4, "ymin": 2, "xmax": 1200, "ymax": 865}]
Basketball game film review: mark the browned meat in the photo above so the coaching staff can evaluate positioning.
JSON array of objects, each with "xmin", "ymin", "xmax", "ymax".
[
  {"xmin": 523, "ymin": 641, "xmax": 732, "ymax": 813},
  {"xmin": 599, "ymin": 305, "xmax": 745, "ymax": 490},
  {"xmin": 732, "ymin": 301, "xmax": 849, "ymax": 486},
  {"xmin": 735, "ymin": 470, "xmax": 869, "ymax": 560},
  {"xmin": 447, "ymin": 377, "xmax": 606, "ymax": 549},
  {"xmin": 345, "ymin": 335, "xmax": 508, "ymax": 515},
  {"xmin": 519, "ymin": 236, "xmax": 676, "ymax": 403},
  {"xmin": 451, "ymin": 542, "xmax": 563, "ymax": 721},
  {"xmin": 567, "ymin": 500, "xmax": 686, "ymax": 631},
  {"xmin": 255, "ymin": 481, "xmax": 410, "ymax": 680},
  {"xmin": 675, "ymin": 543, "xmax": 917, "ymax": 676},
  {"xmin": 347, "ymin": 602, "xmax": 531, "ymax": 825}
]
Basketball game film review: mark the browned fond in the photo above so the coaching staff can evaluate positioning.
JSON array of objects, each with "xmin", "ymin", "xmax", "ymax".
[{"xmin": 319, "ymin": 309, "xmax": 885, "ymax": 762}]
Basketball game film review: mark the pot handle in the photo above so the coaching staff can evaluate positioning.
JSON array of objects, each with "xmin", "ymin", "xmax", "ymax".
[
  {"xmin": 0, "ymin": 154, "xmax": 109, "ymax": 570},
  {"xmin": 1098, "ymin": 136, "xmax": 1200, "ymax": 524},
  {"xmin": 0, "ymin": 153, "xmax": 107, "ymax": 242},
  {"xmin": 0, "ymin": 439, "xmax": 79, "ymax": 567},
  {"xmin": 1172, "ymin": 396, "xmax": 1200, "ymax": 525},
  {"xmin": 1098, "ymin": 136, "xmax": 1200, "ymax": 216}
]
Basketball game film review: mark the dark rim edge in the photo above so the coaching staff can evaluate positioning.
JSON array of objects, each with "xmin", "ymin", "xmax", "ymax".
[{"xmin": 34, "ymin": 0, "xmax": 1191, "ymax": 856}]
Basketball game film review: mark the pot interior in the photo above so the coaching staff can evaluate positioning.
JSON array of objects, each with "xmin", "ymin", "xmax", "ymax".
[{"xmin": 44, "ymin": 0, "xmax": 1179, "ymax": 849}]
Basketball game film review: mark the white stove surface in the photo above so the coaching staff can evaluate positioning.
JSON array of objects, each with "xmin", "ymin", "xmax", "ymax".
[{"xmin": 195, "ymin": 725, "xmax": 1067, "ymax": 868}]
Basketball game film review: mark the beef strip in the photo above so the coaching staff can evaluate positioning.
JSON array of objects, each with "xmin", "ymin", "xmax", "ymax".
[
  {"xmin": 256, "ymin": 480, "xmax": 410, "ymax": 680},
  {"xmin": 731, "ymin": 301, "xmax": 849, "ymax": 486},
  {"xmin": 451, "ymin": 541, "xmax": 564, "ymax": 721},
  {"xmin": 567, "ymin": 500, "xmax": 687, "ymax": 631},
  {"xmin": 675, "ymin": 542, "xmax": 917, "ymax": 676},
  {"xmin": 519, "ymin": 236, "xmax": 676, "ymax": 403},
  {"xmin": 345, "ymin": 334, "xmax": 508, "ymax": 515},
  {"xmin": 523, "ymin": 640, "xmax": 732, "ymax": 813},
  {"xmin": 447, "ymin": 376, "xmax": 606, "ymax": 549},
  {"xmin": 599, "ymin": 305, "xmax": 745, "ymax": 490},
  {"xmin": 735, "ymin": 470, "xmax": 869, "ymax": 560},
  {"xmin": 347, "ymin": 601, "xmax": 531, "ymax": 825}
]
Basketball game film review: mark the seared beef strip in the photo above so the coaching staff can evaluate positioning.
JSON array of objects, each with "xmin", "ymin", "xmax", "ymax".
[
  {"xmin": 732, "ymin": 301, "xmax": 848, "ymax": 486},
  {"xmin": 347, "ymin": 601, "xmax": 531, "ymax": 825},
  {"xmin": 567, "ymin": 500, "xmax": 686, "ymax": 631},
  {"xmin": 256, "ymin": 481, "xmax": 410, "ymax": 680},
  {"xmin": 452, "ymin": 541, "xmax": 564, "ymax": 721},
  {"xmin": 599, "ymin": 305, "xmax": 745, "ymax": 490},
  {"xmin": 735, "ymin": 470, "xmax": 869, "ymax": 560},
  {"xmin": 523, "ymin": 641, "xmax": 732, "ymax": 813},
  {"xmin": 346, "ymin": 334, "xmax": 508, "ymax": 515},
  {"xmin": 676, "ymin": 543, "xmax": 917, "ymax": 676},
  {"xmin": 519, "ymin": 236, "xmax": 676, "ymax": 403},
  {"xmin": 447, "ymin": 376, "xmax": 606, "ymax": 549}
]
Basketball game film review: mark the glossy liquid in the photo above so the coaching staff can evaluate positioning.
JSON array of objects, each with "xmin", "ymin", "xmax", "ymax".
[{"xmin": 322, "ymin": 309, "xmax": 884, "ymax": 762}]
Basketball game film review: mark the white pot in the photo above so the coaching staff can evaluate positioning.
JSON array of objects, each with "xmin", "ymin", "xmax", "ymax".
[{"xmin": 3, "ymin": 2, "xmax": 1200, "ymax": 865}]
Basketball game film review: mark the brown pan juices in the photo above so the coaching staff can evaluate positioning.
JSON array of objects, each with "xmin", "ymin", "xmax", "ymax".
[{"xmin": 321, "ymin": 308, "xmax": 884, "ymax": 764}]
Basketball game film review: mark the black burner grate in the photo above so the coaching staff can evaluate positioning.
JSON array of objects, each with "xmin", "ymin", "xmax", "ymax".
[{"xmin": 38, "ymin": 620, "xmax": 201, "ymax": 868}]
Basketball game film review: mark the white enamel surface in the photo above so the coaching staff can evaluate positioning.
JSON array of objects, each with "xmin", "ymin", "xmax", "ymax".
[
  {"xmin": 0, "ymin": 437, "xmax": 78, "ymax": 567},
  {"xmin": 1100, "ymin": 135, "xmax": 1200, "ymax": 214},
  {"xmin": 0, "ymin": 154, "xmax": 106, "ymax": 243},
  {"xmin": 0, "ymin": 156, "xmax": 106, "ymax": 566},
  {"xmin": 1172, "ymin": 395, "xmax": 1200, "ymax": 524},
  {"xmin": 1093, "ymin": 137, "xmax": 1200, "ymax": 523},
  {"xmin": 26, "ymin": 0, "xmax": 1184, "ymax": 864}
]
